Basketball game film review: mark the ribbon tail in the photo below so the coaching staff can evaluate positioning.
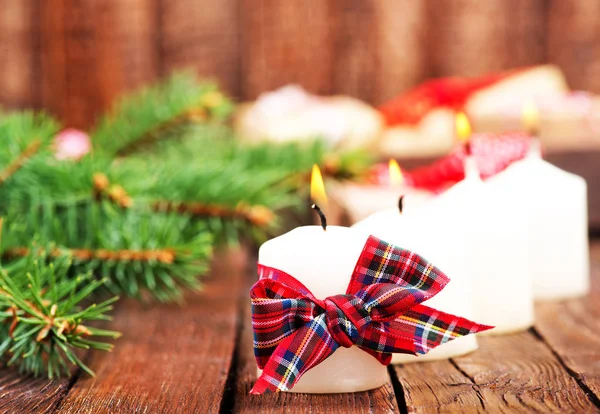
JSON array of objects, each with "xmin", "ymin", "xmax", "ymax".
[
  {"xmin": 250, "ymin": 314, "xmax": 339, "ymax": 395},
  {"xmin": 386, "ymin": 304, "xmax": 494, "ymax": 356}
]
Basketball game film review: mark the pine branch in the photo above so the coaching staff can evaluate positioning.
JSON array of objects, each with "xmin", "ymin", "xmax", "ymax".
[
  {"xmin": 1, "ymin": 203, "xmax": 213, "ymax": 302},
  {"xmin": 91, "ymin": 72, "xmax": 234, "ymax": 156},
  {"xmin": 0, "ymin": 111, "xmax": 60, "ymax": 187},
  {"xmin": 0, "ymin": 251, "xmax": 119, "ymax": 379}
]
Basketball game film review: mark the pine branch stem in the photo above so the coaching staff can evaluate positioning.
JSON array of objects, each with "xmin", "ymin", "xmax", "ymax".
[
  {"xmin": 4, "ymin": 247, "xmax": 176, "ymax": 264},
  {"xmin": 151, "ymin": 200, "xmax": 274, "ymax": 226},
  {"xmin": 116, "ymin": 107, "xmax": 208, "ymax": 156},
  {"xmin": 0, "ymin": 139, "xmax": 42, "ymax": 184}
]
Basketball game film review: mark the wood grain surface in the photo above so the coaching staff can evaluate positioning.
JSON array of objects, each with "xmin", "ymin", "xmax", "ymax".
[
  {"xmin": 239, "ymin": 0, "xmax": 338, "ymax": 99},
  {"xmin": 0, "ymin": 243, "xmax": 598, "ymax": 412},
  {"xmin": 232, "ymin": 275, "xmax": 399, "ymax": 414},
  {"xmin": 39, "ymin": 0, "xmax": 159, "ymax": 128},
  {"xmin": 0, "ymin": 372, "xmax": 70, "ymax": 414},
  {"xmin": 547, "ymin": 0, "xmax": 600, "ymax": 93},
  {"xmin": 393, "ymin": 361, "xmax": 486, "ymax": 412},
  {"xmin": 427, "ymin": 0, "xmax": 547, "ymax": 77},
  {"xmin": 534, "ymin": 251, "xmax": 600, "ymax": 404},
  {"xmin": 452, "ymin": 333, "xmax": 597, "ymax": 412},
  {"xmin": 3, "ymin": 0, "xmax": 600, "ymax": 127},
  {"xmin": 160, "ymin": 0, "xmax": 240, "ymax": 97},
  {"xmin": 0, "ymin": 0, "xmax": 39, "ymax": 109},
  {"xmin": 54, "ymin": 248, "xmax": 247, "ymax": 414}
]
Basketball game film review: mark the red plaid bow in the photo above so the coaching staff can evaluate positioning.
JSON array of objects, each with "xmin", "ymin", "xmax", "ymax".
[{"xmin": 250, "ymin": 236, "xmax": 492, "ymax": 394}]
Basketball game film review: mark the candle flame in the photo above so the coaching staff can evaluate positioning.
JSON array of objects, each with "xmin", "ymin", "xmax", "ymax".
[
  {"xmin": 455, "ymin": 112, "xmax": 472, "ymax": 144},
  {"xmin": 388, "ymin": 159, "xmax": 403, "ymax": 186},
  {"xmin": 522, "ymin": 100, "xmax": 539, "ymax": 134},
  {"xmin": 311, "ymin": 164, "xmax": 327, "ymax": 206}
]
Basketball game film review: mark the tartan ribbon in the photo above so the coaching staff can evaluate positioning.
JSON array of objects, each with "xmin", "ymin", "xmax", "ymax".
[
  {"xmin": 404, "ymin": 132, "xmax": 531, "ymax": 192},
  {"xmin": 250, "ymin": 235, "xmax": 493, "ymax": 394},
  {"xmin": 368, "ymin": 132, "xmax": 531, "ymax": 192}
]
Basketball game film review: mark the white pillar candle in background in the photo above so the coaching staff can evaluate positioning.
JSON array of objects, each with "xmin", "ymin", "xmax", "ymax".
[
  {"xmin": 257, "ymin": 226, "xmax": 388, "ymax": 393},
  {"xmin": 328, "ymin": 159, "xmax": 433, "ymax": 224},
  {"xmin": 329, "ymin": 181, "xmax": 433, "ymax": 223},
  {"xmin": 467, "ymin": 162, "xmax": 534, "ymax": 334},
  {"xmin": 487, "ymin": 141, "xmax": 589, "ymax": 300},
  {"xmin": 352, "ymin": 173, "xmax": 478, "ymax": 362}
]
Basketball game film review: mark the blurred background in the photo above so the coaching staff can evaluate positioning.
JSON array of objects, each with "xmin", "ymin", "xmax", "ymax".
[{"xmin": 1, "ymin": 0, "xmax": 599, "ymax": 129}]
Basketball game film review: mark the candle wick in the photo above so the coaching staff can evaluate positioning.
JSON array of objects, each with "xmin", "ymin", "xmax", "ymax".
[
  {"xmin": 464, "ymin": 141, "xmax": 472, "ymax": 157},
  {"xmin": 398, "ymin": 195, "xmax": 404, "ymax": 214},
  {"xmin": 311, "ymin": 204, "xmax": 327, "ymax": 231}
]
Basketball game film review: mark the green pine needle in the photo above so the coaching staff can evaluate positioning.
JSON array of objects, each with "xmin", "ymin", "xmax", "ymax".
[{"xmin": 0, "ymin": 252, "xmax": 119, "ymax": 379}]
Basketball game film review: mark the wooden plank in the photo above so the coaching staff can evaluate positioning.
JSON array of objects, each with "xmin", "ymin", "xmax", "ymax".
[
  {"xmin": 239, "ymin": 0, "xmax": 338, "ymax": 100},
  {"xmin": 55, "ymin": 248, "xmax": 247, "ymax": 413},
  {"xmin": 451, "ymin": 333, "xmax": 597, "ymax": 412},
  {"xmin": 333, "ymin": 0, "xmax": 428, "ymax": 105},
  {"xmin": 40, "ymin": 0, "xmax": 159, "ymax": 128},
  {"xmin": 0, "ymin": 371, "xmax": 70, "ymax": 414},
  {"xmin": 0, "ymin": 0, "xmax": 40, "ymax": 109},
  {"xmin": 233, "ymin": 271, "xmax": 400, "ymax": 413},
  {"xmin": 547, "ymin": 0, "xmax": 600, "ymax": 93},
  {"xmin": 427, "ymin": 0, "xmax": 547, "ymax": 77},
  {"xmin": 394, "ymin": 361, "xmax": 486, "ymax": 412},
  {"xmin": 533, "ymin": 241, "xmax": 600, "ymax": 403},
  {"xmin": 159, "ymin": 0, "xmax": 240, "ymax": 97}
]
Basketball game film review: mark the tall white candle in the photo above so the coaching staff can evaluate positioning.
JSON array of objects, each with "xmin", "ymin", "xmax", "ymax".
[
  {"xmin": 352, "ymin": 179, "xmax": 478, "ymax": 362},
  {"xmin": 257, "ymin": 226, "xmax": 388, "ymax": 393},
  {"xmin": 486, "ymin": 141, "xmax": 589, "ymax": 300}
]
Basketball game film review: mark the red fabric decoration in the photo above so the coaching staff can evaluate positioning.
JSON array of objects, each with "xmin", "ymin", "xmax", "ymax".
[
  {"xmin": 402, "ymin": 132, "xmax": 532, "ymax": 192},
  {"xmin": 379, "ymin": 69, "xmax": 524, "ymax": 126}
]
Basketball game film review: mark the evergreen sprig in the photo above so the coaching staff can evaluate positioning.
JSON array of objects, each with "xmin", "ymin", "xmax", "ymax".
[
  {"xmin": 91, "ymin": 72, "xmax": 234, "ymax": 156},
  {"xmin": 0, "ymin": 248, "xmax": 119, "ymax": 379},
  {"xmin": 0, "ymin": 111, "xmax": 60, "ymax": 186},
  {"xmin": 1, "ymin": 202, "xmax": 212, "ymax": 302}
]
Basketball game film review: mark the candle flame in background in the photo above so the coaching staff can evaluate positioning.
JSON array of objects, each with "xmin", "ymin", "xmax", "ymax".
[
  {"xmin": 522, "ymin": 100, "xmax": 540, "ymax": 135},
  {"xmin": 455, "ymin": 112, "xmax": 472, "ymax": 143},
  {"xmin": 310, "ymin": 164, "xmax": 328, "ymax": 206},
  {"xmin": 388, "ymin": 159, "xmax": 403, "ymax": 186}
]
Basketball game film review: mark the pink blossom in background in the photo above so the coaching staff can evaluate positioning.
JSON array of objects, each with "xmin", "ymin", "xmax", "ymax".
[{"xmin": 54, "ymin": 128, "xmax": 91, "ymax": 160}]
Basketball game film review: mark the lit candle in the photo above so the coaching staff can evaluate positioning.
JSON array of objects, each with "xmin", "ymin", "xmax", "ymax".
[
  {"xmin": 486, "ymin": 104, "xmax": 589, "ymax": 300},
  {"xmin": 459, "ymin": 111, "xmax": 534, "ymax": 333},
  {"xmin": 256, "ymin": 166, "xmax": 388, "ymax": 393},
  {"xmin": 352, "ymin": 114, "xmax": 480, "ymax": 362},
  {"xmin": 328, "ymin": 159, "xmax": 432, "ymax": 224},
  {"xmin": 403, "ymin": 114, "xmax": 534, "ymax": 335}
]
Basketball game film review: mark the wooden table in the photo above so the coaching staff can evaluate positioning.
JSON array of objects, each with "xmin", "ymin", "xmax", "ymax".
[{"xmin": 2, "ymin": 242, "xmax": 600, "ymax": 413}]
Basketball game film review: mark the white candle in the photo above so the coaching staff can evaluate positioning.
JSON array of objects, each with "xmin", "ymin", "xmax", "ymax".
[
  {"xmin": 329, "ymin": 160, "xmax": 433, "ymax": 223},
  {"xmin": 352, "ymin": 181, "xmax": 478, "ymax": 362},
  {"xmin": 457, "ymin": 158, "xmax": 534, "ymax": 334},
  {"xmin": 486, "ymin": 141, "xmax": 589, "ymax": 300},
  {"xmin": 257, "ymin": 226, "xmax": 388, "ymax": 393}
]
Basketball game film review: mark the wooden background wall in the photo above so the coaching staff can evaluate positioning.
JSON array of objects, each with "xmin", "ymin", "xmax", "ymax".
[{"xmin": 0, "ymin": 0, "xmax": 599, "ymax": 128}]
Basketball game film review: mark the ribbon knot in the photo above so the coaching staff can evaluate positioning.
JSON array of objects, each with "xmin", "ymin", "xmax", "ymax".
[
  {"xmin": 322, "ymin": 294, "xmax": 368, "ymax": 348},
  {"xmin": 250, "ymin": 235, "xmax": 493, "ymax": 394}
]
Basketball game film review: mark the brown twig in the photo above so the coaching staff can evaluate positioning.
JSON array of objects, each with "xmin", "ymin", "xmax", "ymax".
[
  {"xmin": 151, "ymin": 200, "xmax": 274, "ymax": 227},
  {"xmin": 116, "ymin": 107, "xmax": 208, "ymax": 156},
  {"xmin": 92, "ymin": 174, "xmax": 273, "ymax": 227},
  {"xmin": 4, "ymin": 246, "xmax": 176, "ymax": 265},
  {"xmin": 0, "ymin": 139, "xmax": 42, "ymax": 184},
  {"xmin": 92, "ymin": 173, "xmax": 133, "ymax": 208}
]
